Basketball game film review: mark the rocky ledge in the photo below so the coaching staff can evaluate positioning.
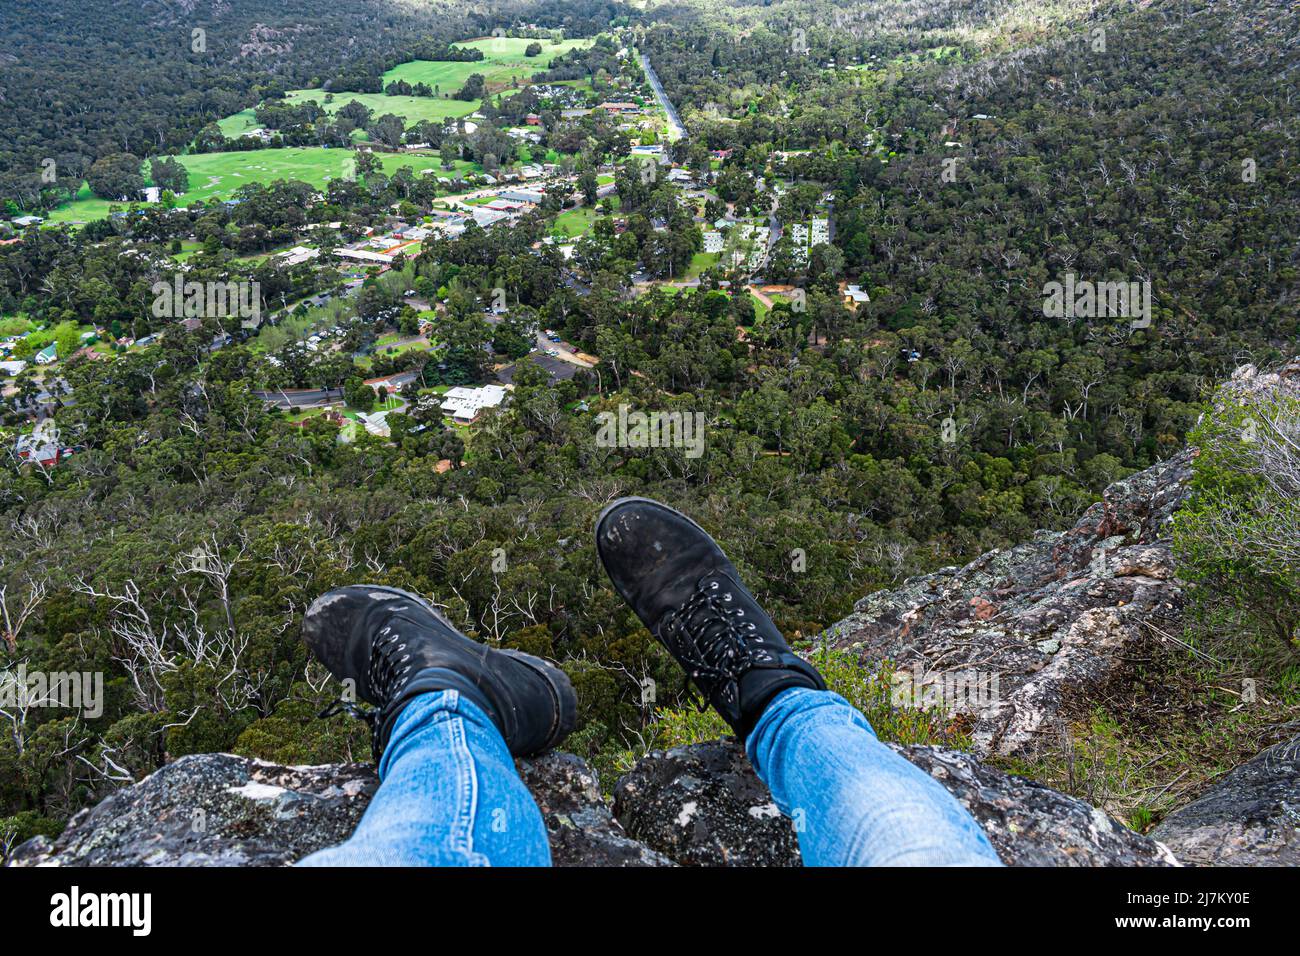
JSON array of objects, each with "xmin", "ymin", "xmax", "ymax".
[
  {"xmin": 824, "ymin": 449, "xmax": 1193, "ymax": 759},
  {"xmin": 11, "ymin": 739, "xmax": 1178, "ymax": 867}
]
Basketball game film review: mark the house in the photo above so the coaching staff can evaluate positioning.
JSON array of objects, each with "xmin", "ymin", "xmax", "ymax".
[
  {"xmin": 14, "ymin": 428, "xmax": 68, "ymax": 468},
  {"xmin": 498, "ymin": 188, "xmax": 546, "ymax": 204},
  {"xmin": 843, "ymin": 284, "xmax": 871, "ymax": 306},
  {"xmin": 440, "ymin": 384, "xmax": 507, "ymax": 424},
  {"xmin": 599, "ymin": 102, "xmax": 640, "ymax": 115},
  {"xmin": 358, "ymin": 410, "xmax": 391, "ymax": 438},
  {"xmin": 335, "ymin": 248, "xmax": 395, "ymax": 265},
  {"xmin": 35, "ymin": 343, "xmax": 57, "ymax": 365},
  {"xmin": 11, "ymin": 215, "xmax": 43, "ymax": 228},
  {"xmin": 525, "ymin": 113, "xmax": 542, "ymax": 126},
  {"xmin": 703, "ymin": 231, "xmax": 724, "ymax": 253},
  {"xmin": 0, "ymin": 360, "xmax": 27, "ymax": 377},
  {"xmin": 278, "ymin": 246, "xmax": 320, "ymax": 266},
  {"xmin": 471, "ymin": 207, "xmax": 511, "ymax": 229}
]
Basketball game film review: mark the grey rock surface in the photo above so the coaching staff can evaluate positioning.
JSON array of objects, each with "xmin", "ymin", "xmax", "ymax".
[
  {"xmin": 612, "ymin": 740, "xmax": 1178, "ymax": 866},
  {"xmin": 8, "ymin": 750, "xmax": 670, "ymax": 867},
  {"xmin": 1150, "ymin": 733, "xmax": 1300, "ymax": 866},
  {"xmin": 8, "ymin": 753, "xmax": 377, "ymax": 867},
  {"xmin": 517, "ymin": 751, "xmax": 673, "ymax": 866},
  {"xmin": 613, "ymin": 739, "xmax": 802, "ymax": 866}
]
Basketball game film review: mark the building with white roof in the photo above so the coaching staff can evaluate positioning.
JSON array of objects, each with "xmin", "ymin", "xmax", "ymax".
[{"xmin": 440, "ymin": 384, "xmax": 508, "ymax": 424}]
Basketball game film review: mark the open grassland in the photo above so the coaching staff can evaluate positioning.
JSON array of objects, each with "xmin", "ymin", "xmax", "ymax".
[
  {"xmin": 384, "ymin": 36, "xmax": 594, "ymax": 94},
  {"xmin": 274, "ymin": 37, "xmax": 596, "ymax": 133},
  {"xmin": 43, "ymin": 149, "xmax": 482, "ymax": 224}
]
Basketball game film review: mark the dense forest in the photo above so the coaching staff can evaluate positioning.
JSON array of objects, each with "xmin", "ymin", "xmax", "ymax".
[{"xmin": 0, "ymin": 0, "xmax": 1297, "ymax": 851}]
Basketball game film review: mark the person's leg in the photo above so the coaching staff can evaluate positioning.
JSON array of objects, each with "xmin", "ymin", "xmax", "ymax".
[
  {"xmin": 296, "ymin": 585, "xmax": 576, "ymax": 867},
  {"xmin": 746, "ymin": 687, "xmax": 1002, "ymax": 867},
  {"xmin": 299, "ymin": 689, "xmax": 550, "ymax": 866},
  {"xmin": 595, "ymin": 497, "xmax": 1002, "ymax": 868}
]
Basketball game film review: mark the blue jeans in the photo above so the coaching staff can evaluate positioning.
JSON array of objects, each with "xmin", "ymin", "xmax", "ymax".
[
  {"xmin": 299, "ymin": 690, "xmax": 551, "ymax": 866},
  {"xmin": 746, "ymin": 687, "xmax": 1001, "ymax": 866},
  {"xmin": 300, "ymin": 687, "xmax": 1001, "ymax": 867}
]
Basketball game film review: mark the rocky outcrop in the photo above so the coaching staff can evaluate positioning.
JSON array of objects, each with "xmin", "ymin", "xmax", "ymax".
[
  {"xmin": 8, "ymin": 751, "xmax": 671, "ymax": 868},
  {"xmin": 516, "ymin": 752, "xmax": 673, "ymax": 866},
  {"xmin": 614, "ymin": 740, "xmax": 1177, "ymax": 866},
  {"xmin": 613, "ymin": 740, "xmax": 802, "ymax": 866},
  {"xmin": 10, "ymin": 741, "xmax": 1177, "ymax": 867},
  {"xmin": 1149, "ymin": 733, "xmax": 1300, "ymax": 866},
  {"xmin": 7, "ymin": 754, "xmax": 376, "ymax": 867},
  {"xmin": 824, "ymin": 451, "xmax": 1193, "ymax": 758}
]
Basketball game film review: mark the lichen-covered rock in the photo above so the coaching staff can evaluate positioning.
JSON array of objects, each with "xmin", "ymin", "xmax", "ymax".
[
  {"xmin": 897, "ymin": 744, "xmax": 1178, "ymax": 866},
  {"xmin": 612, "ymin": 740, "xmax": 1178, "ymax": 867},
  {"xmin": 517, "ymin": 752, "xmax": 673, "ymax": 866},
  {"xmin": 7, "ymin": 750, "xmax": 671, "ymax": 867},
  {"xmin": 823, "ymin": 451, "xmax": 1193, "ymax": 758},
  {"xmin": 7, "ymin": 753, "xmax": 376, "ymax": 867},
  {"xmin": 7, "ymin": 739, "xmax": 1183, "ymax": 867},
  {"xmin": 1149, "ymin": 734, "xmax": 1300, "ymax": 866},
  {"xmin": 614, "ymin": 740, "xmax": 801, "ymax": 866}
]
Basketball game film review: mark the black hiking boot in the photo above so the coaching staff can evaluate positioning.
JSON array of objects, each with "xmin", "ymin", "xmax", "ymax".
[
  {"xmin": 304, "ymin": 585, "xmax": 576, "ymax": 762},
  {"xmin": 595, "ymin": 497, "xmax": 826, "ymax": 739}
]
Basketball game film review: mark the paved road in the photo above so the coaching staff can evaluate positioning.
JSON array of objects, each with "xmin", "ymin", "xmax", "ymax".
[
  {"xmin": 639, "ymin": 52, "xmax": 687, "ymax": 141},
  {"xmin": 253, "ymin": 387, "xmax": 345, "ymax": 409}
]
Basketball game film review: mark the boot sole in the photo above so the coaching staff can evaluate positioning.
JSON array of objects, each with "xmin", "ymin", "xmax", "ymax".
[{"xmin": 359, "ymin": 586, "xmax": 577, "ymax": 755}]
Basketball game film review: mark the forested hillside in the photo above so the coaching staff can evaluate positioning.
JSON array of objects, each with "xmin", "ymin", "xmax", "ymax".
[{"xmin": 1, "ymin": 0, "xmax": 1297, "ymax": 853}]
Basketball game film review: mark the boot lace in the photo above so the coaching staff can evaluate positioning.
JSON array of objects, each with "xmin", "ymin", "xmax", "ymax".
[
  {"xmin": 657, "ymin": 576, "xmax": 774, "ymax": 710},
  {"xmin": 367, "ymin": 626, "xmax": 413, "ymax": 703}
]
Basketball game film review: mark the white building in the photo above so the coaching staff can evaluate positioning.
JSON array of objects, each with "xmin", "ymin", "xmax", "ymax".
[
  {"xmin": 499, "ymin": 188, "xmax": 546, "ymax": 204},
  {"xmin": 278, "ymin": 246, "xmax": 320, "ymax": 266},
  {"xmin": 440, "ymin": 384, "xmax": 508, "ymax": 424},
  {"xmin": 335, "ymin": 248, "xmax": 395, "ymax": 265},
  {"xmin": 471, "ymin": 207, "xmax": 511, "ymax": 229}
]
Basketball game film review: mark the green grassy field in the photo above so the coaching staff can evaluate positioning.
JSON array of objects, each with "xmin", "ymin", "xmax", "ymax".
[
  {"xmin": 39, "ymin": 36, "xmax": 595, "ymax": 226},
  {"xmin": 552, "ymin": 206, "xmax": 598, "ymax": 238},
  {"xmin": 385, "ymin": 37, "xmax": 593, "ymax": 95},
  {"xmin": 261, "ymin": 37, "xmax": 596, "ymax": 137},
  {"xmin": 43, "ymin": 150, "xmax": 483, "ymax": 224},
  {"xmin": 686, "ymin": 252, "xmax": 721, "ymax": 278}
]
